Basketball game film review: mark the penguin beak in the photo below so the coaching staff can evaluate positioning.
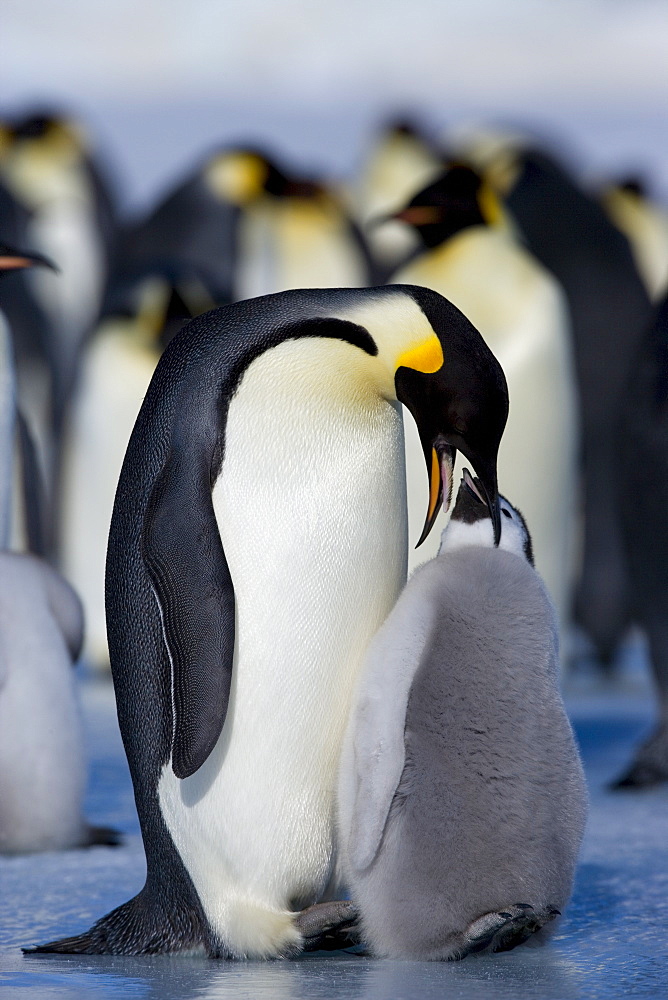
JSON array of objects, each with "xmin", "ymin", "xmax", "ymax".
[
  {"xmin": 416, "ymin": 440, "xmax": 455, "ymax": 547},
  {"xmin": 458, "ymin": 449, "xmax": 502, "ymax": 545},
  {"xmin": 369, "ymin": 206, "xmax": 444, "ymax": 229},
  {"xmin": 0, "ymin": 245, "xmax": 58, "ymax": 272}
]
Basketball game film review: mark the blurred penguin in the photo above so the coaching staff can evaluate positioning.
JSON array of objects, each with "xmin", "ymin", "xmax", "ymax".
[
  {"xmin": 616, "ymin": 291, "xmax": 668, "ymax": 787},
  {"xmin": 0, "ymin": 245, "xmax": 119, "ymax": 852},
  {"xmin": 0, "ymin": 111, "xmax": 117, "ymax": 439},
  {"xmin": 351, "ymin": 118, "xmax": 443, "ymax": 280},
  {"xmin": 462, "ymin": 132, "xmax": 654, "ymax": 667},
  {"xmin": 206, "ymin": 149, "xmax": 374, "ymax": 297},
  {"xmin": 60, "ymin": 273, "xmax": 202, "ymax": 668},
  {"xmin": 388, "ymin": 165, "xmax": 578, "ymax": 632},
  {"xmin": 338, "ymin": 472, "xmax": 587, "ymax": 959},
  {"xmin": 601, "ymin": 177, "xmax": 668, "ymax": 302}
]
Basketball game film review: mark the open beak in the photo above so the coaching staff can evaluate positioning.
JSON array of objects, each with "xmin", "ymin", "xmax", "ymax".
[
  {"xmin": 416, "ymin": 441, "xmax": 455, "ymax": 547},
  {"xmin": 460, "ymin": 451, "xmax": 501, "ymax": 544},
  {"xmin": 0, "ymin": 245, "xmax": 58, "ymax": 272}
]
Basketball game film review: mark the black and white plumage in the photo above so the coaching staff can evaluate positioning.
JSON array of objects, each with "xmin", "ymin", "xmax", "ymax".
[{"xmin": 338, "ymin": 473, "xmax": 587, "ymax": 959}]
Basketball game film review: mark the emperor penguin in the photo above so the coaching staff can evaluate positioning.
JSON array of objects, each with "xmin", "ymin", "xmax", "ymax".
[
  {"xmin": 600, "ymin": 178, "xmax": 668, "ymax": 303},
  {"xmin": 466, "ymin": 137, "xmax": 653, "ymax": 666},
  {"xmin": 30, "ymin": 284, "xmax": 508, "ymax": 957},
  {"xmin": 337, "ymin": 471, "xmax": 588, "ymax": 960},
  {"xmin": 388, "ymin": 165, "xmax": 578, "ymax": 633},
  {"xmin": 350, "ymin": 118, "xmax": 443, "ymax": 280},
  {"xmin": 206, "ymin": 149, "xmax": 374, "ymax": 298},
  {"xmin": 59, "ymin": 274, "xmax": 204, "ymax": 668},
  {"xmin": 0, "ymin": 244, "xmax": 119, "ymax": 852},
  {"xmin": 0, "ymin": 113, "xmax": 117, "ymax": 413},
  {"xmin": 616, "ymin": 290, "xmax": 668, "ymax": 787}
]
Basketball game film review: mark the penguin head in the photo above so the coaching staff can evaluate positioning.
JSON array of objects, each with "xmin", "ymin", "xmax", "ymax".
[
  {"xmin": 390, "ymin": 164, "xmax": 506, "ymax": 248},
  {"xmin": 337, "ymin": 285, "xmax": 508, "ymax": 544},
  {"xmin": 204, "ymin": 148, "xmax": 325, "ymax": 206},
  {"xmin": 439, "ymin": 468, "xmax": 533, "ymax": 564},
  {"xmin": 1, "ymin": 113, "xmax": 89, "ymax": 205}
]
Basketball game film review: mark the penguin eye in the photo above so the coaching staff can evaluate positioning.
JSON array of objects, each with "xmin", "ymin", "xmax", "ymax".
[{"xmin": 502, "ymin": 508, "xmax": 512, "ymax": 518}]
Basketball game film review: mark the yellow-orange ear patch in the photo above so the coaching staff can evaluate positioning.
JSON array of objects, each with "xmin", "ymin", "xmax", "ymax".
[{"xmin": 396, "ymin": 335, "xmax": 443, "ymax": 374}]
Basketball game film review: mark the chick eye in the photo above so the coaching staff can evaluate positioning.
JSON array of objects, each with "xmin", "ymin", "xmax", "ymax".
[{"xmin": 502, "ymin": 508, "xmax": 512, "ymax": 518}]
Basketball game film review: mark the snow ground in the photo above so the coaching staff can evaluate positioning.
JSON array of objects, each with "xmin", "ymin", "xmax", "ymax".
[{"xmin": 1, "ymin": 643, "xmax": 667, "ymax": 1000}]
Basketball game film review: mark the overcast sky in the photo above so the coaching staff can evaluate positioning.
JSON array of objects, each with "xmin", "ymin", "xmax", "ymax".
[{"xmin": 3, "ymin": 0, "xmax": 667, "ymax": 209}]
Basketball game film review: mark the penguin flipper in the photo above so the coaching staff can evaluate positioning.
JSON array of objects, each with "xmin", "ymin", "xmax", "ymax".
[
  {"xmin": 143, "ymin": 440, "xmax": 235, "ymax": 780},
  {"xmin": 344, "ymin": 575, "xmax": 436, "ymax": 871}
]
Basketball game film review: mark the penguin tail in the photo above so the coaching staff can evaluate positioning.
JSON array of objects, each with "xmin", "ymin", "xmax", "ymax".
[
  {"xmin": 23, "ymin": 888, "xmax": 209, "ymax": 956},
  {"xmin": 85, "ymin": 824, "xmax": 123, "ymax": 848}
]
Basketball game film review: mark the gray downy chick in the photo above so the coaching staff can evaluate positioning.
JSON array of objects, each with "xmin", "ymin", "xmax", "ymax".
[{"xmin": 337, "ymin": 470, "xmax": 588, "ymax": 959}]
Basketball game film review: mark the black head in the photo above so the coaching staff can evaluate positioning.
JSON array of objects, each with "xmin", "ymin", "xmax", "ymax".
[
  {"xmin": 392, "ymin": 164, "xmax": 501, "ymax": 248},
  {"xmin": 446, "ymin": 469, "xmax": 534, "ymax": 564},
  {"xmin": 396, "ymin": 286, "xmax": 509, "ymax": 545}
]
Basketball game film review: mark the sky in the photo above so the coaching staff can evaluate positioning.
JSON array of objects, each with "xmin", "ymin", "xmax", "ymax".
[{"xmin": 2, "ymin": 0, "xmax": 668, "ymax": 210}]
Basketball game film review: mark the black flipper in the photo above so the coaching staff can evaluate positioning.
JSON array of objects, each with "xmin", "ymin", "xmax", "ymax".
[{"xmin": 143, "ymin": 419, "xmax": 235, "ymax": 781}]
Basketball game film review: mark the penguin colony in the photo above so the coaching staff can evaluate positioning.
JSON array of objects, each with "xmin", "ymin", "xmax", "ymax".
[{"xmin": 0, "ymin": 107, "xmax": 666, "ymax": 958}]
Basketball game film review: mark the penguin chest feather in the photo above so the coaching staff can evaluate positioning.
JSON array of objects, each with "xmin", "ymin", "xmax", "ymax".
[{"xmin": 157, "ymin": 336, "xmax": 408, "ymax": 951}]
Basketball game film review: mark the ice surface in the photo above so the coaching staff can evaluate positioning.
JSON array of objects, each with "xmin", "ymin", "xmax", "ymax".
[{"xmin": 2, "ymin": 642, "xmax": 667, "ymax": 1000}]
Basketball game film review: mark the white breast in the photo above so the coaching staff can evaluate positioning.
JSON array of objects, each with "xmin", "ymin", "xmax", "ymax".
[{"xmin": 158, "ymin": 336, "xmax": 407, "ymax": 955}]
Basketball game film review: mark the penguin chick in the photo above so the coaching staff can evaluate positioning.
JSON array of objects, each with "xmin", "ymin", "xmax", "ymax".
[
  {"xmin": 338, "ymin": 471, "xmax": 588, "ymax": 960},
  {"xmin": 0, "ymin": 551, "xmax": 119, "ymax": 852}
]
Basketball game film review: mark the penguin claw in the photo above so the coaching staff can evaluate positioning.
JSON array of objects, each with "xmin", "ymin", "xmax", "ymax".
[
  {"xmin": 294, "ymin": 900, "xmax": 360, "ymax": 952},
  {"xmin": 458, "ymin": 903, "xmax": 560, "ymax": 959}
]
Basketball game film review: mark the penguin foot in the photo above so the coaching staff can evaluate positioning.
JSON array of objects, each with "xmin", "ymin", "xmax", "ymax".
[
  {"xmin": 457, "ymin": 903, "xmax": 560, "ymax": 959},
  {"xmin": 85, "ymin": 824, "xmax": 123, "ymax": 848},
  {"xmin": 295, "ymin": 900, "xmax": 360, "ymax": 952},
  {"xmin": 611, "ymin": 720, "xmax": 668, "ymax": 789}
]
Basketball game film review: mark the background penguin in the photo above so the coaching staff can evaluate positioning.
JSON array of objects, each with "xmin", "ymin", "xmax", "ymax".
[
  {"xmin": 616, "ymin": 290, "xmax": 668, "ymax": 787},
  {"xmin": 350, "ymin": 118, "xmax": 443, "ymax": 281},
  {"xmin": 470, "ymin": 139, "xmax": 654, "ymax": 668},
  {"xmin": 59, "ymin": 272, "xmax": 203, "ymax": 668},
  {"xmin": 0, "ymin": 112, "xmax": 117, "ymax": 442},
  {"xmin": 388, "ymin": 165, "xmax": 578, "ymax": 633},
  {"xmin": 0, "ymin": 245, "xmax": 119, "ymax": 852},
  {"xmin": 0, "ymin": 183, "xmax": 56, "ymax": 549},
  {"xmin": 337, "ymin": 471, "xmax": 587, "ymax": 960},
  {"xmin": 29, "ymin": 283, "xmax": 508, "ymax": 958},
  {"xmin": 600, "ymin": 177, "xmax": 668, "ymax": 303},
  {"xmin": 207, "ymin": 149, "xmax": 375, "ymax": 298}
]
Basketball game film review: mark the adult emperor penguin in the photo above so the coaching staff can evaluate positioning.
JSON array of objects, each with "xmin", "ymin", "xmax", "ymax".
[
  {"xmin": 30, "ymin": 284, "xmax": 508, "ymax": 957},
  {"xmin": 388, "ymin": 165, "xmax": 578, "ymax": 632},
  {"xmin": 0, "ymin": 112, "xmax": 117, "ymax": 400},
  {"xmin": 616, "ymin": 290, "xmax": 668, "ymax": 787},
  {"xmin": 351, "ymin": 118, "xmax": 443, "ymax": 281},
  {"xmin": 60, "ymin": 274, "xmax": 204, "ymax": 667},
  {"xmin": 337, "ymin": 472, "xmax": 587, "ymax": 960},
  {"xmin": 0, "ymin": 245, "xmax": 118, "ymax": 852},
  {"xmin": 601, "ymin": 178, "xmax": 668, "ymax": 302},
  {"xmin": 468, "ymin": 139, "xmax": 653, "ymax": 665}
]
